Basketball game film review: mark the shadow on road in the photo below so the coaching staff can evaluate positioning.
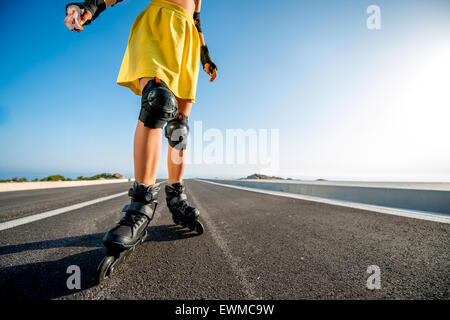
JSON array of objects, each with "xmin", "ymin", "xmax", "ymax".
[
  {"xmin": 0, "ymin": 233, "xmax": 103, "ymax": 256},
  {"xmin": 0, "ymin": 224, "xmax": 201, "ymax": 300},
  {"xmin": 145, "ymin": 224, "xmax": 203, "ymax": 242}
]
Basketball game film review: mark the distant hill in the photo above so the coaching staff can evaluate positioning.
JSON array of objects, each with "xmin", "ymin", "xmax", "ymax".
[
  {"xmin": 242, "ymin": 173, "xmax": 285, "ymax": 180},
  {"xmin": 76, "ymin": 173, "xmax": 125, "ymax": 181}
]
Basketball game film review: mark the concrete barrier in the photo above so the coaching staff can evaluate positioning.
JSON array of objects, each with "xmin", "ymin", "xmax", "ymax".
[{"xmin": 205, "ymin": 179, "xmax": 450, "ymax": 215}]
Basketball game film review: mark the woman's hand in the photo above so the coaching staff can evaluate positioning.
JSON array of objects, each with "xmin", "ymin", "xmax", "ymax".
[
  {"xmin": 200, "ymin": 46, "xmax": 218, "ymax": 82},
  {"xmin": 204, "ymin": 62, "xmax": 217, "ymax": 82},
  {"xmin": 64, "ymin": 5, "xmax": 93, "ymax": 32}
]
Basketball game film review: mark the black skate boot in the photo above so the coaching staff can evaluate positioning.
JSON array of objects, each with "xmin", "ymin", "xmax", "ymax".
[
  {"xmin": 97, "ymin": 182, "xmax": 160, "ymax": 284},
  {"xmin": 165, "ymin": 182, "xmax": 204, "ymax": 234}
]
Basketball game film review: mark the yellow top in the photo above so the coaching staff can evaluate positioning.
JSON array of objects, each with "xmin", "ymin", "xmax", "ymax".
[{"xmin": 117, "ymin": 0, "xmax": 201, "ymax": 102}]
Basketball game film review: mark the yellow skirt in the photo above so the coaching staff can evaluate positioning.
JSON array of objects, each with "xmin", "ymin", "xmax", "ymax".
[{"xmin": 117, "ymin": 0, "xmax": 201, "ymax": 102}]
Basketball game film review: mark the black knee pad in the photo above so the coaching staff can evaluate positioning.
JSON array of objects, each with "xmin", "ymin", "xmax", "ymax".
[
  {"xmin": 139, "ymin": 78, "xmax": 178, "ymax": 128},
  {"xmin": 164, "ymin": 113, "xmax": 189, "ymax": 150}
]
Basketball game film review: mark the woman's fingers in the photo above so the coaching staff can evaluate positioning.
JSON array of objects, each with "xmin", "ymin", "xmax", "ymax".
[
  {"xmin": 64, "ymin": 7, "xmax": 90, "ymax": 32},
  {"xmin": 64, "ymin": 11, "xmax": 81, "ymax": 31},
  {"xmin": 204, "ymin": 63, "xmax": 211, "ymax": 76},
  {"xmin": 204, "ymin": 63, "xmax": 217, "ymax": 82},
  {"xmin": 72, "ymin": 11, "xmax": 83, "ymax": 30},
  {"xmin": 80, "ymin": 10, "xmax": 93, "ymax": 25},
  {"xmin": 64, "ymin": 11, "xmax": 76, "ymax": 30},
  {"xmin": 210, "ymin": 68, "xmax": 217, "ymax": 82}
]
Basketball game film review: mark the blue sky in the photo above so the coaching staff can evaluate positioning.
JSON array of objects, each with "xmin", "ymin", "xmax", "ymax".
[{"xmin": 1, "ymin": 0, "xmax": 450, "ymax": 181}]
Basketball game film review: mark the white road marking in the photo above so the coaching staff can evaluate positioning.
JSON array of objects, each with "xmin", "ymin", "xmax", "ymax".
[
  {"xmin": 0, "ymin": 180, "xmax": 168, "ymax": 232},
  {"xmin": 0, "ymin": 192, "xmax": 128, "ymax": 231},
  {"xmin": 188, "ymin": 188, "xmax": 259, "ymax": 299},
  {"xmin": 196, "ymin": 179, "xmax": 450, "ymax": 224}
]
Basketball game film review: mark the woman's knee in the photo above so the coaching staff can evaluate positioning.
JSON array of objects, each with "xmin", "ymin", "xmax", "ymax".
[{"xmin": 139, "ymin": 77, "xmax": 178, "ymax": 128}]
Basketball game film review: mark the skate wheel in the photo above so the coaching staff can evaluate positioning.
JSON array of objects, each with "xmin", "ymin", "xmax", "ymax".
[
  {"xmin": 193, "ymin": 220, "xmax": 204, "ymax": 235},
  {"xmin": 97, "ymin": 255, "xmax": 115, "ymax": 285}
]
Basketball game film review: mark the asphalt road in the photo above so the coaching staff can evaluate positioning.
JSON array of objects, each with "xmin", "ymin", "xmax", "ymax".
[{"xmin": 0, "ymin": 180, "xmax": 448, "ymax": 300}]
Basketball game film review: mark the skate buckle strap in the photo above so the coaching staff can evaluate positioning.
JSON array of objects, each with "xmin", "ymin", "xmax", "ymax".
[
  {"xmin": 146, "ymin": 188, "xmax": 160, "ymax": 201},
  {"xmin": 128, "ymin": 183, "xmax": 161, "ymax": 202},
  {"xmin": 122, "ymin": 201, "xmax": 157, "ymax": 220},
  {"xmin": 169, "ymin": 193, "xmax": 187, "ymax": 207}
]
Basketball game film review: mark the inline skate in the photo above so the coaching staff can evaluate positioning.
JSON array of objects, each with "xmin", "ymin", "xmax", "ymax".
[
  {"xmin": 165, "ymin": 182, "xmax": 204, "ymax": 234},
  {"xmin": 97, "ymin": 182, "xmax": 160, "ymax": 284}
]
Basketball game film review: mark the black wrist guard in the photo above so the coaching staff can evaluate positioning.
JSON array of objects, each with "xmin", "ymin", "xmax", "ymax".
[
  {"xmin": 193, "ymin": 12, "xmax": 202, "ymax": 32},
  {"xmin": 66, "ymin": 0, "xmax": 106, "ymax": 25},
  {"xmin": 200, "ymin": 45, "xmax": 217, "ymax": 73}
]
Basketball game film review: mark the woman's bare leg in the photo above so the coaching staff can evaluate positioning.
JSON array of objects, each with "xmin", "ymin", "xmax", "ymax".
[
  {"xmin": 165, "ymin": 98, "xmax": 202, "ymax": 233},
  {"xmin": 167, "ymin": 98, "xmax": 192, "ymax": 185},
  {"xmin": 133, "ymin": 77, "xmax": 162, "ymax": 186}
]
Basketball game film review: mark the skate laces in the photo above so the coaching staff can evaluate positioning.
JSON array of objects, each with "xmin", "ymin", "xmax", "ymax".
[
  {"xmin": 177, "ymin": 200, "xmax": 189, "ymax": 210},
  {"xmin": 119, "ymin": 212, "xmax": 145, "ymax": 227},
  {"xmin": 174, "ymin": 199, "xmax": 194, "ymax": 215}
]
